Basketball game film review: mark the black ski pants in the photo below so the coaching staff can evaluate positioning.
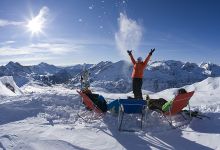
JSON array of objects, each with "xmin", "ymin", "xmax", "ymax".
[{"xmin": 132, "ymin": 78, "xmax": 143, "ymax": 99}]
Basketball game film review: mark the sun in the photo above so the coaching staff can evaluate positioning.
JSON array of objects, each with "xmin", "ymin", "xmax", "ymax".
[
  {"xmin": 26, "ymin": 6, "xmax": 49, "ymax": 36},
  {"xmin": 27, "ymin": 17, "xmax": 43, "ymax": 35}
]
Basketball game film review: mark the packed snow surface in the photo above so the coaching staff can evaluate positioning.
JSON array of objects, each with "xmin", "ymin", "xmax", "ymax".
[{"xmin": 0, "ymin": 77, "xmax": 220, "ymax": 150}]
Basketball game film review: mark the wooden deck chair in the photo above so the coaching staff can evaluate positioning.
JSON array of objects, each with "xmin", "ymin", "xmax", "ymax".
[
  {"xmin": 161, "ymin": 91, "xmax": 195, "ymax": 127},
  {"xmin": 118, "ymin": 99, "xmax": 147, "ymax": 131}
]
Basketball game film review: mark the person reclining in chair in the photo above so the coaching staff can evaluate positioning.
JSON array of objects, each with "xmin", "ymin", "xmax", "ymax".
[
  {"xmin": 81, "ymin": 88, "xmax": 108, "ymax": 112},
  {"xmin": 148, "ymin": 88, "xmax": 187, "ymax": 112}
]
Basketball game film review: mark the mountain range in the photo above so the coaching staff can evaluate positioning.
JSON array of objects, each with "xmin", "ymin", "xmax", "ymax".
[{"xmin": 1, "ymin": 60, "xmax": 220, "ymax": 92}]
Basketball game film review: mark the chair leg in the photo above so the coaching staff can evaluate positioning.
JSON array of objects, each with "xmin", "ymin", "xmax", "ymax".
[
  {"xmin": 141, "ymin": 106, "xmax": 147, "ymax": 129},
  {"xmin": 118, "ymin": 108, "xmax": 124, "ymax": 131},
  {"xmin": 144, "ymin": 107, "xmax": 150, "ymax": 124},
  {"xmin": 118, "ymin": 104, "xmax": 147, "ymax": 131},
  {"xmin": 168, "ymin": 108, "xmax": 173, "ymax": 126},
  {"xmin": 163, "ymin": 113, "xmax": 173, "ymax": 127},
  {"xmin": 141, "ymin": 113, "xmax": 144, "ymax": 129},
  {"xmin": 180, "ymin": 112, "xmax": 187, "ymax": 120},
  {"xmin": 188, "ymin": 104, "xmax": 192, "ymax": 119}
]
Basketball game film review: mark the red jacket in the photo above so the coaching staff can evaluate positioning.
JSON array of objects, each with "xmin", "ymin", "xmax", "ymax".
[{"xmin": 129, "ymin": 53, "xmax": 151, "ymax": 78}]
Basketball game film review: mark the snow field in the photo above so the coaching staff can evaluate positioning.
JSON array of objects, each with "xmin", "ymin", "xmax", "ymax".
[{"xmin": 0, "ymin": 77, "xmax": 220, "ymax": 149}]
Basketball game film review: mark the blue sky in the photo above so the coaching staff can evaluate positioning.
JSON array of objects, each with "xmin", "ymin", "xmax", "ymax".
[{"xmin": 0, "ymin": 0, "xmax": 220, "ymax": 66}]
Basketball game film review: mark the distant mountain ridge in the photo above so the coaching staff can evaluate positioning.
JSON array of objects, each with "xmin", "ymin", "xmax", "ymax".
[
  {"xmin": 0, "ymin": 60, "xmax": 220, "ymax": 92},
  {"xmin": 30, "ymin": 62, "xmax": 62, "ymax": 75}
]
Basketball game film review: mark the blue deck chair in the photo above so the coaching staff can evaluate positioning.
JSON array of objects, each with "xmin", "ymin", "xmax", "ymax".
[{"xmin": 117, "ymin": 99, "xmax": 147, "ymax": 131}]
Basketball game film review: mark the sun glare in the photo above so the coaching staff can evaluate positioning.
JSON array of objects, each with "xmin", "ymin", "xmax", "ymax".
[
  {"xmin": 26, "ymin": 6, "xmax": 49, "ymax": 36},
  {"xmin": 27, "ymin": 17, "xmax": 43, "ymax": 35}
]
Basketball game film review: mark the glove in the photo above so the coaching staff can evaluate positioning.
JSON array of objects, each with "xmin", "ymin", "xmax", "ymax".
[
  {"xmin": 149, "ymin": 48, "xmax": 155, "ymax": 55},
  {"xmin": 127, "ymin": 50, "xmax": 132, "ymax": 55}
]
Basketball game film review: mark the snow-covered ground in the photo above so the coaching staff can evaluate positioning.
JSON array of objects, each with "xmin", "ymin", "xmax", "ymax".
[{"xmin": 0, "ymin": 77, "xmax": 220, "ymax": 150}]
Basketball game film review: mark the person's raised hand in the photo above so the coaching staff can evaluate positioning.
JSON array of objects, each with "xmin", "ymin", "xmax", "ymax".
[
  {"xmin": 149, "ymin": 48, "xmax": 155, "ymax": 55},
  {"xmin": 127, "ymin": 50, "xmax": 132, "ymax": 55}
]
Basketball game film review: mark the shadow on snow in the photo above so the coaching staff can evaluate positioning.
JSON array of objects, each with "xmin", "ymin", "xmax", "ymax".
[{"xmin": 102, "ymin": 113, "xmax": 213, "ymax": 150}]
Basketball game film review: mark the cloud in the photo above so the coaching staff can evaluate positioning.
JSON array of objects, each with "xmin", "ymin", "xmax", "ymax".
[
  {"xmin": 5, "ymin": 40, "xmax": 15, "ymax": 44},
  {"xmin": 29, "ymin": 42, "xmax": 83, "ymax": 54},
  {"xmin": 115, "ymin": 13, "xmax": 143, "ymax": 57},
  {"xmin": 0, "ymin": 37, "xmax": 116, "ymax": 65},
  {"xmin": 0, "ymin": 41, "xmax": 15, "ymax": 45},
  {"xmin": 0, "ymin": 39, "xmax": 86, "ymax": 65},
  {"xmin": 0, "ymin": 19, "xmax": 24, "ymax": 27},
  {"xmin": 0, "ymin": 46, "xmax": 31, "ymax": 56},
  {"xmin": 0, "ymin": 40, "xmax": 85, "ymax": 57},
  {"xmin": 0, "ymin": 6, "xmax": 49, "ymax": 30}
]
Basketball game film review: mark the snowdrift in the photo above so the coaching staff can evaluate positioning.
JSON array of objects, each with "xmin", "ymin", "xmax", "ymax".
[
  {"xmin": 0, "ymin": 76, "xmax": 23, "ymax": 96},
  {"xmin": 150, "ymin": 77, "xmax": 220, "ymax": 108}
]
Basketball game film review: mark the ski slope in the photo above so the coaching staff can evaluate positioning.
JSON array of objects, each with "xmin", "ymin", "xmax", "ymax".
[{"xmin": 0, "ymin": 77, "xmax": 220, "ymax": 150}]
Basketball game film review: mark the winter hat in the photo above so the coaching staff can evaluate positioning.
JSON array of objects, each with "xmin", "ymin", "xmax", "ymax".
[{"xmin": 137, "ymin": 57, "xmax": 142, "ymax": 62}]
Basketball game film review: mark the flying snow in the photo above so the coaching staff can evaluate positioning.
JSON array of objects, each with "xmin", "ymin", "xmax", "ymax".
[{"xmin": 115, "ymin": 13, "xmax": 143, "ymax": 58}]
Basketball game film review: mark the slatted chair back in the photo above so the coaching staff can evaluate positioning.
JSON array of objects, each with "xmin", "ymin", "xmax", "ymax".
[
  {"xmin": 118, "ymin": 99, "xmax": 147, "ymax": 114},
  {"xmin": 164, "ymin": 91, "xmax": 194, "ymax": 116},
  {"xmin": 77, "ymin": 90, "xmax": 103, "ymax": 114}
]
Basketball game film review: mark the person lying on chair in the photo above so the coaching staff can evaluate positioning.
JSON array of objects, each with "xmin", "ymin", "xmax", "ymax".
[{"xmin": 148, "ymin": 88, "xmax": 187, "ymax": 112}]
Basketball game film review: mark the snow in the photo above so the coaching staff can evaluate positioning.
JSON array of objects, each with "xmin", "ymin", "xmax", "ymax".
[
  {"xmin": 0, "ymin": 76, "xmax": 23, "ymax": 96},
  {"xmin": 150, "ymin": 77, "xmax": 220, "ymax": 108},
  {"xmin": 0, "ymin": 77, "xmax": 220, "ymax": 149}
]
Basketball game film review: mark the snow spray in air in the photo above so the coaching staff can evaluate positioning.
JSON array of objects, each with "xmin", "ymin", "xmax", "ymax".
[
  {"xmin": 115, "ymin": 12, "xmax": 143, "ymax": 58},
  {"xmin": 115, "ymin": 12, "xmax": 143, "ymax": 79}
]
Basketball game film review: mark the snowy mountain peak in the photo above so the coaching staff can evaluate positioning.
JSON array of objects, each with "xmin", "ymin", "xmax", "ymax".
[
  {"xmin": 181, "ymin": 62, "xmax": 198, "ymax": 71},
  {"xmin": 37, "ymin": 62, "xmax": 60, "ymax": 69},
  {"xmin": 90, "ymin": 61, "xmax": 112, "ymax": 69},
  {"xmin": 4, "ymin": 61, "xmax": 32, "ymax": 75},
  {"xmin": 199, "ymin": 62, "xmax": 220, "ymax": 76},
  {"xmin": 149, "ymin": 61, "xmax": 170, "ymax": 70},
  {"xmin": 6, "ymin": 61, "xmax": 23, "ymax": 68},
  {"xmin": 38, "ymin": 62, "xmax": 51, "ymax": 66},
  {"xmin": 164, "ymin": 60, "xmax": 183, "ymax": 66},
  {"xmin": 31, "ymin": 62, "xmax": 61, "ymax": 75},
  {"xmin": 148, "ymin": 60, "xmax": 184, "ymax": 71},
  {"xmin": 200, "ymin": 62, "xmax": 218, "ymax": 70},
  {"xmin": 114, "ymin": 60, "xmax": 130, "ymax": 66}
]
